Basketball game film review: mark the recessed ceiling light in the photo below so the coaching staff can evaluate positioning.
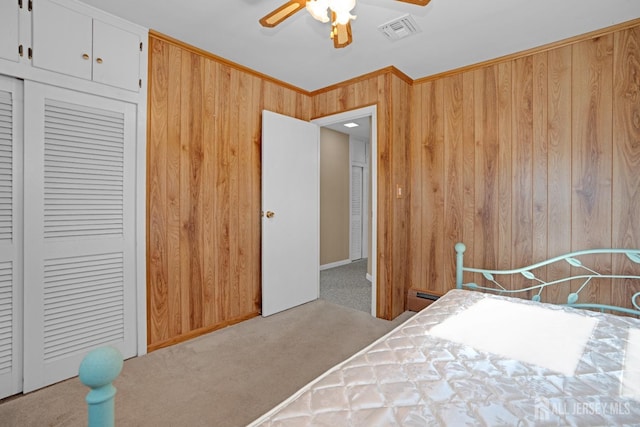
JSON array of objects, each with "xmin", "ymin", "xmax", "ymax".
[{"xmin": 343, "ymin": 122, "xmax": 359, "ymax": 128}]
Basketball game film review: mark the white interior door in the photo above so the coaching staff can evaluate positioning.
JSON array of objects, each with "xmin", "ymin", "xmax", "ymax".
[
  {"xmin": 261, "ymin": 110, "xmax": 319, "ymax": 317},
  {"xmin": 0, "ymin": 76, "xmax": 23, "ymax": 400},
  {"xmin": 22, "ymin": 81, "xmax": 137, "ymax": 392}
]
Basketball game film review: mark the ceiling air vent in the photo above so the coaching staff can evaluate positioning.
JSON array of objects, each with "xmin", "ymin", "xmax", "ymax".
[{"xmin": 378, "ymin": 14, "xmax": 421, "ymax": 41}]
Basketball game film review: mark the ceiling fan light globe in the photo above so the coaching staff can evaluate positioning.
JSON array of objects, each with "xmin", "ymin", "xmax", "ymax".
[
  {"xmin": 306, "ymin": 0, "xmax": 330, "ymax": 22},
  {"xmin": 328, "ymin": 0, "xmax": 356, "ymax": 25},
  {"xmin": 334, "ymin": 11, "xmax": 356, "ymax": 25}
]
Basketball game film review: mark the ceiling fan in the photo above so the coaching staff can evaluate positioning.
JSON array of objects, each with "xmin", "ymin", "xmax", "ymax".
[{"xmin": 259, "ymin": 0, "xmax": 431, "ymax": 48}]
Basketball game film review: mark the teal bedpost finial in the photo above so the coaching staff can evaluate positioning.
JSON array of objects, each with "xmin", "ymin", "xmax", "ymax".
[
  {"xmin": 79, "ymin": 346, "xmax": 123, "ymax": 427},
  {"xmin": 455, "ymin": 242, "xmax": 466, "ymax": 289}
]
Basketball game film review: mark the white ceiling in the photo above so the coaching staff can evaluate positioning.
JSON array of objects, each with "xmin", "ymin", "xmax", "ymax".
[
  {"xmin": 324, "ymin": 116, "xmax": 372, "ymax": 139},
  {"xmin": 78, "ymin": 0, "xmax": 640, "ymax": 92}
]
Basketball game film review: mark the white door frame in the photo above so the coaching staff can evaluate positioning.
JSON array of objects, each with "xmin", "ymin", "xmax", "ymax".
[{"xmin": 312, "ymin": 105, "xmax": 377, "ymax": 317}]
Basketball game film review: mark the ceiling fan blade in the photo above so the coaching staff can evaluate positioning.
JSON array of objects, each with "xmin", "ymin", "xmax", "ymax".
[
  {"xmin": 395, "ymin": 0, "xmax": 431, "ymax": 5},
  {"xmin": 259, "ymin": 0, "xmax": 307, "ymax": 28},
  {"xmin": 332, "ymin": 20, "xmax": 353, "ymax": 49}
]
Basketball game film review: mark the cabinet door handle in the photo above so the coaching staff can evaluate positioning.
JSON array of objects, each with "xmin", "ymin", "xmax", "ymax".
[
  {"xmin": 82, "ymin": 53, "xmax": 90, "ymax": 60},
  {"xmin": 96, "ymin": 57, "xmax": 103, "ymax": 64}
]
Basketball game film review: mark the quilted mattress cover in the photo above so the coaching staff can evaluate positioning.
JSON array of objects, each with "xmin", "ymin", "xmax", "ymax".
[{"xmin": 248, "ymin": 289, "xmax": 640, "ymax": 426}]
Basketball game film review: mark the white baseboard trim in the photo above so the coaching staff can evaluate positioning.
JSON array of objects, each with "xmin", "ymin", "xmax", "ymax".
[
  {"xmin": 366, "ymin": 273, "xmax": 372, "ymax": 282},
  {"xmin": 320, "ymin": 259, "xmax": 351, "ymax": 271}
]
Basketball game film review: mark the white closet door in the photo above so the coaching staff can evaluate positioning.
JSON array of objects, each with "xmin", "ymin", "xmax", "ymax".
[
  {"xmin": 23, "ymin": 82, "xmax": 136, "ymax": 392},
  {"xmin": 0, "ymin": 76, "xmax": 23, "ymax": 400},
  {"xmin": 350, "ymin": 165, "xmax": 363, "ymax": 260}
]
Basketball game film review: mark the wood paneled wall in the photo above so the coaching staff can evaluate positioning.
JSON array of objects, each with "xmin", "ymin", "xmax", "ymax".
[
  {"xmin": 147, "ymin": 33, "xmax": 311, "ymax": 350},
  {"xmin": 409, "ymin": 24, "xmax": 640, "ymax": 309},
  {"xmin": 147, "ymin": 34, "xmax": 410, "ymax": 350},
  {"xmin": 312, "ymin": 69, "xmax": 412, "ymax": 319},
  {"xmin": 148, "ymin": 21, "xmax": 640, "ymax": 350}
]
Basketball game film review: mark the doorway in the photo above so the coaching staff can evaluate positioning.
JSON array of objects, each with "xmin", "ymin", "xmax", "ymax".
[{"xmin": 313, "ymin": 106, "xmax": 377, "ymax": 316}]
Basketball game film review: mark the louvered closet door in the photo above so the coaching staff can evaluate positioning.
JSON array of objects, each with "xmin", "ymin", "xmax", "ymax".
[
  {"xmin": 23, "ymin": 82, "xmax": 136, "ymax": 392},
  {"xmin": 350, "ymin": 165, "xmax": 363, "ymax": 261},
  {"xmin": 0, "ymin": 76, "xmax": 23, "ymax": 400}
]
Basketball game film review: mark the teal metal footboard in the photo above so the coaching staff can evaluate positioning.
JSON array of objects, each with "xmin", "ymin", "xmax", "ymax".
[{"xmin": 455, "ymin": 242, "xmax": 640, "ymax": 316}]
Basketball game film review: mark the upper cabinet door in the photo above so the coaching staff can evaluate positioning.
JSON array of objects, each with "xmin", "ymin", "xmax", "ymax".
[
  {"xmin": 31, "ymin": 0, "xmax": 93, "ymax": 80},
  {"xmin": 0, "ymin": 1, "xmax": 20, "ymax": 63},
  {"xmin": 30, "ymin": 0, "xmax": 141, "ymax": 92},
  {"xmin": 92, "ymin": 20, "xmax": 140, "ymax": 92}
]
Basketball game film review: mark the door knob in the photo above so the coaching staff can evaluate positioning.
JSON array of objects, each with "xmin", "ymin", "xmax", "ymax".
[{"xmin": 266, "ymin": 211, "xmax": 275, "ymax": 218}]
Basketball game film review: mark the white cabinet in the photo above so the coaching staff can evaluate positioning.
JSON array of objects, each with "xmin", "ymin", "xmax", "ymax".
[
  {"xmin": 32, "ymin": 0, "xmax": 141, "ymax": 92},
  {"xmin": 0, "ymin": 0, "xmax": 147, "ymax": 400},
  {"xmin": 0, "ymin": 0, "xmax": 21, "ymax": 62}
]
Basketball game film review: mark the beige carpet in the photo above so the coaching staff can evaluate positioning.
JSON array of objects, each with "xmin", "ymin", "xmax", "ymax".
[
  {"xmin": 320, "ymin": 259, "xmax": 371, "ymax": 313},
  {"xmin": 0, "ymin": 300, "xmax": 414, "ymax": 427}
]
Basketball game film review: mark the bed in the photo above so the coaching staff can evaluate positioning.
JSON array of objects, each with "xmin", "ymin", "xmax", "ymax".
[{"xmin": 248, "ymin": 244, "xmax": 640, "ymax": 426}]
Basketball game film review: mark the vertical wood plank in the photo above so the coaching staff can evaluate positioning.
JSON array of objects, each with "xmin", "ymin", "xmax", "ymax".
[
  {"xmin": 216, "ymin": 64, "xmax": 231, "ymax": 319},
  {"xmin": 237, "ymin": 73, "xmax": 253, "ymax": 315},
  {"xmin": 547, "ymin": 45, "xmax": 573, "ymax": 304},
  {"xmin": 462, "ymin": 71, "xmax": 476, "ymax": 282},
  {"xmin": 181, "ymin": 52, "xmax": 205, "ymax": 331},
  {"xmin": 612, "ymin": 27, "xmax": 640, "ymax": 309},
  {"xmin": 228, "ymin": 70, "xmax": 241, "ymax": 318},
  {"xmin": 572, "ymin": 35, "xmax": 613, "ymax": 305},
  {"xmin": 496, "ymin": 62, "xmax": 512, "ymax": 283},
  {"xmin": 251, "ymin": 77, "xmax": 263, "ymax": 310},
  {"xmin": 473, "ymin": 66, "xmax": 499, "ymax": 278},
  {"xmin": 178, "ymin": 51, "xmax": 192, "ymax": 333},
  {"xmin": 511, "ymin": 56, "xmax": 534, "ymax": 295},
  {"xmin": 532, "ymin": 52, "xmax": 549, "ymax": 300},
  {"xmin": 443, "ymin": 74, "xmax": 464, "ymax": 292},
  {"xmin": 391, "ymin": 75, "xmax": 411, "ymax": 315},
  {"xmin": 409, "ymin": 73, "xmax": 423, "ymax": 292},
  {"xmin": 166, "ymin": 44, "xmax": 183, "ymax": 335},
  {"xmin": 201, "ymin": 58, "xmax": 215, "ymax": 326},
  {"xmin": 417, "ymin": 82, "xmax": 429, "ymax": 292},
  {"xmin": 148, "ymin": 38, "xmax": 169, "ymax": 344},
  {"xmin": 422, "ymin": 80, "xmax": 444, "ymax": 293},
  {"xmin": 377, "ymin": 78, "xmax": 392, "ymax": 319},
  {"xmin": 210, "ymin": 60, "xmax": 225, "ymax": 325}
]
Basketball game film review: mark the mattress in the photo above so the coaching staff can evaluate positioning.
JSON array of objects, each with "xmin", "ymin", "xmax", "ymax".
[{"xmin": 248, "ymin": 290, "xmax": 640, "ymax": 426}]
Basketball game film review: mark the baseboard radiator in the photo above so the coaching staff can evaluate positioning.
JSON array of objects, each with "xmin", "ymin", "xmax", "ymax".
[{"xmin": 407, "ymin": 288, "xmax": 443, "ymax": 312}]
